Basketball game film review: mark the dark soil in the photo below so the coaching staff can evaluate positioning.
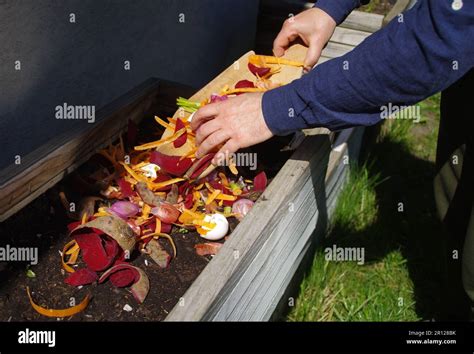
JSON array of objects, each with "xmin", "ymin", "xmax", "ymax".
[
  {"xmin": 0, "ymin": 161, "xmax": 245, "ymax": 322},
  {"xmin": 0, "ymin": 100, "xmax": 290, "ymax": 322},
  {"xmin": 0, "ymin": 196, "xmax": 214, "ymax": 321}
]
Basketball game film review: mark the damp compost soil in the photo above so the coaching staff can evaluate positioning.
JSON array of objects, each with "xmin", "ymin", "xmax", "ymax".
[{"xmin": 0, "ymin": 104, "xmax": 291, "ymax": 321}]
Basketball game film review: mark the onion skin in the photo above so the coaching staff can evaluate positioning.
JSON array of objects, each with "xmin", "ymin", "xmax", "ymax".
[
  {"xmin": 109, "ymin": 201, "xmax": 140, "ymax": 219},
  {"xmin": 151, "ymin": 202, "xmax": 180, "ymax": 223},
  {"xmin": 210, "ymin": 94, "xmax": 228, "ymax": 103},
  {"xmin": 195, "ymin": 242, "xmax": 223, "ymax": 256},
  {"xmin": 253, "ymin": 171, "xmax": 267, "ymax": 192},
  {"xmin": 232, "ymin": 198, "xmax": 254, "ymax": 221},
  {"xmin": 127, "ymin": 220, "xmax": 141, "ymax": 236}
]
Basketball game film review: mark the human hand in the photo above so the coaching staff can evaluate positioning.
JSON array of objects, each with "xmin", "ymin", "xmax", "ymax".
[
  {"xmin": 273, "ymin": 7, "xmax": 336, "ymax": 71},
  {"xmin": 191, "ymin": 92, "xmax": 273, "ymax": 163}
]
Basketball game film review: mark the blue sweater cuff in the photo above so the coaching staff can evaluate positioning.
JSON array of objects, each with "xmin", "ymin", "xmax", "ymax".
[
  {"xmin": 262, "ymin": 83, "xmax": 308, "ymax": 136},
  {"xmin": 314, "ymin": 0, "xmax": 361, "ymax": 25}
]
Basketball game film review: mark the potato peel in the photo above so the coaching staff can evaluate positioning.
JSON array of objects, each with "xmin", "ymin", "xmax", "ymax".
[{"xmin": 70, "ymin": 215, "xmax": 136, "ymax": 253}]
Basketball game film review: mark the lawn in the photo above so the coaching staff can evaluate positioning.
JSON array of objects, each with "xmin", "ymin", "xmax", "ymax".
[{"xmin": 288, "ymin": 94, "xmax": 445, "ymax": 321}]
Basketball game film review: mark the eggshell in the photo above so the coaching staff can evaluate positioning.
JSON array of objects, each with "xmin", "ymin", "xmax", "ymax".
[
  {"xmin": 200, "ymin": 213, "xmax": 229, "ymax": 241},
  {"xmin": 140, "ymin": 163, "xmax": 160, "ymax": 179}
]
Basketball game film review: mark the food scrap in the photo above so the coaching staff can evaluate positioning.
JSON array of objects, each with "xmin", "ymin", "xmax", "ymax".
[{"xmin": 26, "ymin": 53, "xmax": 301, "ymax": 317}]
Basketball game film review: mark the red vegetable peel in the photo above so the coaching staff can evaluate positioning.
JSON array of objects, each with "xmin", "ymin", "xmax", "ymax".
[
  {"xmin": 99, "ymin": 264, "xmax": 150, "ymax": 303},
  {"xmin": 150, "ymin": 151, "xmax": 193, "ymax": 177},
  {"xmin": 173, "ymin": 118, "xmax": 187, "ymax": 148},
  {"xmin": 65, "ymin": 268, "xmax": 98, "ymax": 286}
]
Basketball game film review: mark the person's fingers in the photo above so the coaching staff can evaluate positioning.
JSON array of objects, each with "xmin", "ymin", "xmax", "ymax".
[
  {"xmin": 196, "ymin": 129, "xmax": 230, "ymax": 158},
  {"xmin": 190, "ymin": 103, "xmax": 220, "ymax": 131},
  {"xmin": 273, "ymin": 23, "xmax": 298, "ymax": 57},
  {"xmin": 303, "ymin": 39, "xmax": 323, "ymax": 71},
  {"xmin": 213, "ymin": 139, "xmax": 240, "ymax": 166},
  {"xmin": 195, "ymin": 119, "xmax": 221, "ymax": 146}
]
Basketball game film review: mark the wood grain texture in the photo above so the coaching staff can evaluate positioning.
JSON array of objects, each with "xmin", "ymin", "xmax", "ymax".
[
  {"xmin": 340, "ymin": 11, "xmax": 384, "ymax": 33},
  {"xmin": 166, "ymin": 135, "xmax": 330, "ymax": 321},
  {"xmin": 331, "ymin": 26, "xmax": 371, "ymax": 46},
  {"xmin": 166, "ymin": 127, "xmax": 365, "ymax": 321}
]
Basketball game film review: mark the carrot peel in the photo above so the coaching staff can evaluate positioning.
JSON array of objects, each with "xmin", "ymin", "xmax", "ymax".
[{"xmin": 26, "ymin": 287, "xmax": 91, "ymax": 318}]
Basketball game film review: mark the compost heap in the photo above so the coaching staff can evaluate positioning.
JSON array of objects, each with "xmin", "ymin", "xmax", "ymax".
[{"xmin": 27, "ymin": 54, "xmax": 304, "ymax": 317}]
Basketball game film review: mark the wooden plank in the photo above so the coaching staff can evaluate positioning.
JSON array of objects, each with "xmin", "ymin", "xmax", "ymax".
[
  {"xmin": 218, "ymin": 128, "xmax": 364, "ymax": 321},
  {"xmin": 0, "ymin": 79, "xmax": 166, "ymax": 222},
  {"xmin": 331, "ymin": 26, "xmax": 371, "ymax": 46},
  {"xmin": 166, "ymin": 125, "xmax": 364, "ymax": 321},
  {"xmin": 175, "ymin": 45, "xmax": 306, "ymax": 113},
  {"xmin": 269, "ymin": 128, "xmax": 364, "ymax": 321},
  {"xmin": 211, "ymin": 153, "xmax": 328, "ymax": 320},
  {"xmin": 340, "ymin": 11, "xmax": 384, "ymax": 33},
  {"xmin": 321, "ymin": 42, "xmax": 354, "ymax": 60},
  {"xmin": 166, "ymin": 135, "xmax": 331, "ymax": 321}
]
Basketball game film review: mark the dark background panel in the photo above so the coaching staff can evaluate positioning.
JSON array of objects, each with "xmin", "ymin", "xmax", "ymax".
[{"xmin": 0, "ymin": 0, "xmax": 259, "ymax": 170}]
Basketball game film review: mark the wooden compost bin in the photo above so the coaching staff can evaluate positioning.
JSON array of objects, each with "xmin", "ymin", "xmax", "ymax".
[
  {"xmin": 1, "ymin": 3, "xmax": 394, "ymax": 320},
  {"xmin": 0, "ymin": 46, "xmax": 361, "ymax": 322}
]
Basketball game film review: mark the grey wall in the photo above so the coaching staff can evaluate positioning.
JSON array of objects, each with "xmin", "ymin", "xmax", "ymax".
[{"xmin": 0, "ymin": 0, "xmax": 259, "ymax": 171}]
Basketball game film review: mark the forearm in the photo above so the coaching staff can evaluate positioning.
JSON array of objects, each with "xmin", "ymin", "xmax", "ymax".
[{"xmin": 263, "ymin": 0, "xmax": 474, "ymax": 135}]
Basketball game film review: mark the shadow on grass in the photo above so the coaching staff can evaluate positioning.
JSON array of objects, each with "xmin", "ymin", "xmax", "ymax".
[
  {"xmin": 337, "ymin": 140, "xmax": 443, "ymax": 320},
  {"xmin": 290, "ymin": 125, "xmax": 451, "ymax": 321}
]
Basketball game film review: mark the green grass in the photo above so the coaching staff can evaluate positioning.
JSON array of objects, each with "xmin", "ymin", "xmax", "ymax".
[
  {"xmin": 360, "ymin": 0, "xmax": 393, "ymax": 16},
  {"xmin": 288, "ymin": 95, "xmax": 444, "ymax": 321}
]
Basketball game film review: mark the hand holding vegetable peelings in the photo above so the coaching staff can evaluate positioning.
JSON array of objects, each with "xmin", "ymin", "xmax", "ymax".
[
  {"xmin": 192, "ymin": 8, "xmax": 335, "ymax": 160},
  {"xmin": 191, "ymin": 92, "xmax": 273, "ymax": 162},
  {"xmin": 192, "ymin": 53, "xmax": 305, "ymax": 162}
]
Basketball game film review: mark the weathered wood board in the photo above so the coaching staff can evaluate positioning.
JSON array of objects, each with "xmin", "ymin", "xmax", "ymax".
[
  {"xmin": 0, "ymin": 79, "xmax": 195, "ymax": 222},
  {"xmin": 165, "ymin": 126, "xmax": 365, "ymax": 321}
]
